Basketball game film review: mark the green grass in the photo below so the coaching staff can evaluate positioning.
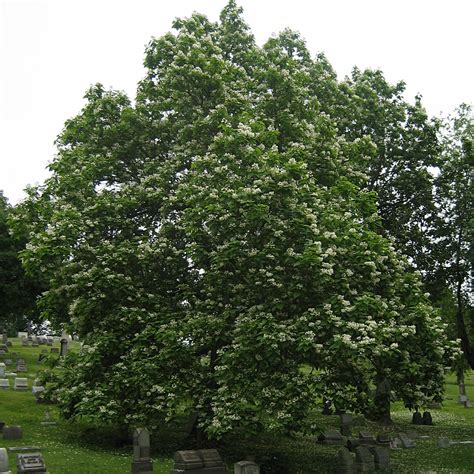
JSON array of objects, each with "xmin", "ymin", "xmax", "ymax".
[
  {"xmin": 0, "ymin": 339, "xmax": 173, "ymax": 473},
  {"xmin": 1, "ymin": 338, "xmax": 474, "ymax": 473}
]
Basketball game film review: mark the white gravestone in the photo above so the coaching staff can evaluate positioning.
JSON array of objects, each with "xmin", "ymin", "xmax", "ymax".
[
  {"xmin": 0, "ymin": 447, "xmax": 11, "ymax": 473},
  {"xmin": 13, "ymin": 378, "xmax": 28, "ymax": 390}
]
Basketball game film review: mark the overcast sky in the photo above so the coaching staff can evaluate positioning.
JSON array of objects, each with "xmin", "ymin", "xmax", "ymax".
[{"xmin": 1, "ymin": 0, "xmax": 473, "ymax": 204}]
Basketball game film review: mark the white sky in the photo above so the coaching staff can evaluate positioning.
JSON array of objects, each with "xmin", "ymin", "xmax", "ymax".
[{"xmin": 1, "ymin": 0, "xmax": 473, "ymax": 204}]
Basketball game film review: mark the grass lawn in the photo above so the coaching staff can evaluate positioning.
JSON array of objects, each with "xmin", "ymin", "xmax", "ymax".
[
  {"xmin": 1, "ymin": 338, "xmax": 474, "ymax": 473},
  {"xmin": 0, "ymin": 339, "xmax": 173, "ymax": 473}
]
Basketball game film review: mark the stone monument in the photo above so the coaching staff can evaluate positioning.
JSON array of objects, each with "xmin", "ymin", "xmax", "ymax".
[{"xmin": 131, "ymin": 428, "xmax": 153, "ymax": 473}]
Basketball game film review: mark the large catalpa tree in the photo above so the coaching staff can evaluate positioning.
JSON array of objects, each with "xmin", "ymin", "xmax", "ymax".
[{"xmin": 13, "ymin": 1, "xmax": 458, "ymax": 436}]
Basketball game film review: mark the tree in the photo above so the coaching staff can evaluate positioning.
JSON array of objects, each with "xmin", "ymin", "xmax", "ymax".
[
  {"xmin": 13, "ymin": 2, "xmax": 458, "ymax": 436},
  {"xmin": 433, "ymin": 104, "xmax": 474, "ymax": 368},
  {"xmin": 324, "ymin": 69, "xmax": 441, "ymax": 275},
  {"xmin": 0, "ymin": 191, "xmax": 43, "ymax": 333}
]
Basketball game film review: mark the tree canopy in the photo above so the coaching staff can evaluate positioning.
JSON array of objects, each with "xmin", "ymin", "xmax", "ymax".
[
  {"xmin": 12, "ymin": 1, "xmax": 461, "ymax": 436},
  {"xmin": 0, "ymin": 191, "xmax": 43, "ymax": 334}
]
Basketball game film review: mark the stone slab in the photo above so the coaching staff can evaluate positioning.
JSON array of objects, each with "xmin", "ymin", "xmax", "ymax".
[
  {"xmin": 2, "ymin": 426, "xmax": 22, "ymax": 440},
  {"xmin": 234, "ymin": 460, "xmax": 260, "ymax": 474}
]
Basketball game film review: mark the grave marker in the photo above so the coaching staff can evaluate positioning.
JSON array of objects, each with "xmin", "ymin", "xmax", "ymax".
[
  {"xmin": 422, "ymin": 411, "xmax": 433, "ymax": 425},
  {"xmin": 16, "ymin": 453, "xmax": 46, "ymax": 473},
  {"xmin": 171, "ymin": 449, "xmax": 226, "ymax": 474},
  {"xmin": 318, "ymin": 430, "xmax": 347, "ymax": 445},
  {"xmin": 354, "ymin": 446, "xmax": 375, "ymax": 472},
  {"xmin": 340, "ymin": 413, "xmax": 353, "ymax": 437},
  {"xmin": 438, "ymin": 437, "xmax": 450, "ymax": 448},
  {"xmin": 412, "ymin": 411, "xmax": 423, "ymax": 425},
  {"xmin": 397, "ymin": 433, "xmax": 415, "ymax": 449},
  {"xmin": 131, "ymin": 428, "xmax": 153, "ymax": 473},
  {"xmin": 13, "ymin": 378, "xmax": 28, "ymax": 390},
  {"xmin": 59, "ymin": 339, "xmax": 68, "ymax": 357},
  {"xmin": 2, "ymin": 426, "xmax": 22, "ymax": 440},
  {"xmin": 376, "ymin": 433, "xmax": 390, "ymax": 447},
  {"xmin": 358, "ymin": 432, "xmax": 376, "ymax": 447},
  {"xmin": 0, "ymin": 447, "xmax": 9, "ymax": 474},
  {"xmin": 0, "ymin": 379, "xmax": 10, "ymax": 390},
  {"xmin": 371, "ymin": 446, "xmax": 391, "ymax": 471},
  {"xmin": 234, "ymin": 460, "xmax": 260, "ymax": 474},
  {"xmin": 335, "ymin": 447, "xmax": 355, "ymax": 474}
]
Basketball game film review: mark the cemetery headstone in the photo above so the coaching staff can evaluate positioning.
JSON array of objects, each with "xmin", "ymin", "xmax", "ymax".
[
  {"xmin": 131, "ymin": 428, "xmax": 153, "ymax": 473},
  {"xmin": 15, "ymin": 363, "xmax": 26, "ymax": 373},
  {"xmin": 234, "ymin": 460, "xmax": 260, "ymax": 474},
  {"xmin": 21, "ymin": 340, "xmax": 29, "ymax": 347},
  {"xmin": 172, "ymin": 451, "xmax": 203, "ymax": 471},
  {"xmin": 2, "ymin": 426, "xmax": 22, "ymax": 440},
  {"xmin": 4, "ymin": 359, "xmax": 12, "ymax": 366},
  {"xmin": 40, "ymin": 409, "xmax": 56, "ymax": 426},
  {"xmin": 318, "ymin": 430, "xmax": 347, "ymax": 445},
  {"xmin": 397, "ymin": 433, "xmax": 415, "ymax": 449},
  {"xmin": 14, "ymin": 378, "xmax": 28, "ymax": 391},
  {"xmin": 354, "ymin": 446, "xmax": 375, "ymax": 472},
  {"xmin": 412, "ymin": 411, "xmax": 423, "ymax": 425},
  {"xmin": 59, "ymin": 339, "xmax": 68, "ymax": 357},
  {"xmin": 358, "ymin": 432, "xmax": 376, "ymax": 447},
  {"xmin": 334, "ymin": 447, "xmax": 355, "ymax": 474},
  {"xmin": 422, "ymin": 411, "xmax": 433, "ymax": 425},
  {"xmin": 322, "ymin": 398, "xmax": 333, "ymax": 415},
  {"xmin": 0, "ymin": 447, "xmax": 9, "ymax": 473},
  {"xmin": 346, "ymin": 438, "xmax": 361, "ymax": 451},
  {"xmin": 340, "ymin": 413, "xmax": 353, "ymax": 437},
  {"xmin": 2, "ymin": 333, "xmax": 7, "ymax": 344},
  {"xmin": 0, "ymin": 344, "xmax": 8, "ymax": 353},
  {"xmin": 464, "ymin": 399, "xmax": 473, "ymax": 408},
  {"xmin": 171, "ymin": 450, "xmax": 226, "ymax": 474},
  {"xmin": 17, "ymin": 332, "xmax": 27, "ymax": 339},
  {"xmin": 0, "ymin": 363, "xmax": 5, "ymax": 377},
  {"xmin": 458, "ymin": 383, "xmax": 467, "ymax": 404},
  {"xmin": 371, "ymin": 446, "xmax": 391, "ymax": 471},
  {"xmin": 16, "ymin": 453, "xmax": 46, "ymax": 473},
  {"xmin": 376, "ymin": 433, "xmax": 390, "ymax": 447},
  {"xmin": 438, "ymin": 437, "xmax": 450, "ymax": 448},
  {"xmin": 32, "ymin": 386, "xmax": 45, "ymax": 397},
  {"xmin": 0, "ymin": 379, "xmax": 10, "ymax": 390}
]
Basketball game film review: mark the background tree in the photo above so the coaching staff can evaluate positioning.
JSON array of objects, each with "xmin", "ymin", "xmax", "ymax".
[
  {"xmin": 433, "ymin": 104, "xmax": 474, "ymax": 368},
  {"xmin": 0, "ymin": 191, "xmax": 43, "ymax": 334},
  {"xmin": 324, "ymin": 69, "xmax": 441, "ymax": 275}
]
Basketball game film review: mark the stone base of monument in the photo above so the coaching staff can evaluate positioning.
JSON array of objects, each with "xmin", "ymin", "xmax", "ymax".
[{"xmin": 131, "ymin": 459, "xmax": 153, "ymax": 473}]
